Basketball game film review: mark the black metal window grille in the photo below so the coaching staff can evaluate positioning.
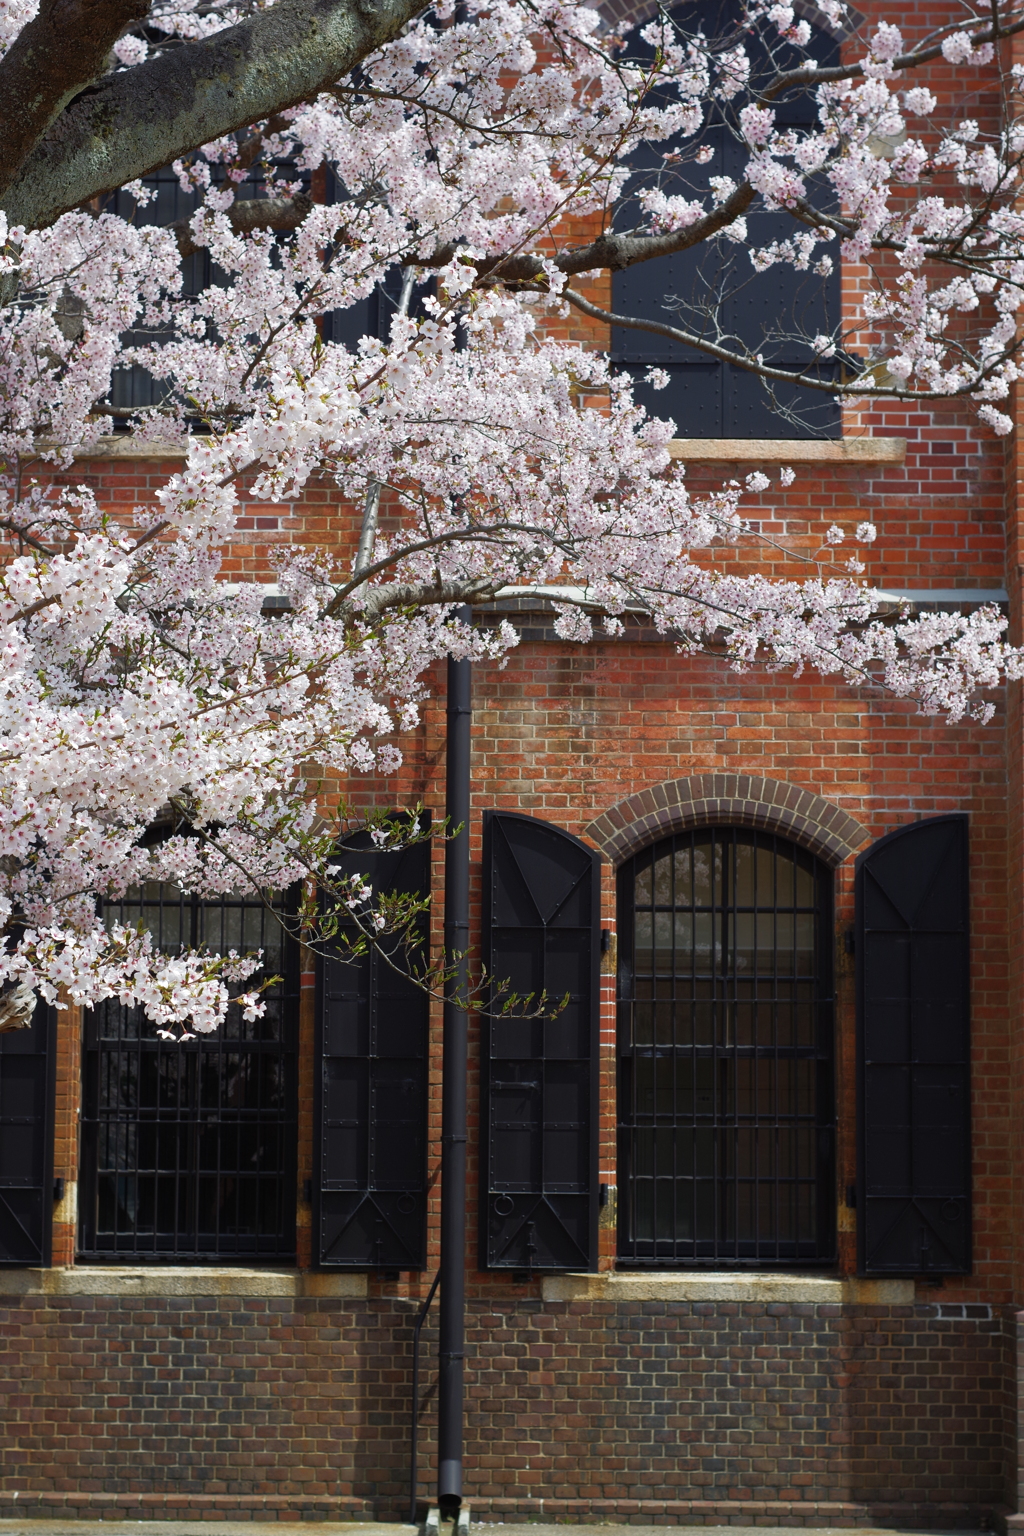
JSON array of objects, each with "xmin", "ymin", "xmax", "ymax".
[
  {"xmin": 617, "ymin": 827, "xmax": 835, "ymax": 1265},
  {"xmin": 79, "ymin": 884, "xmax": 299, "ymax": 1260}
]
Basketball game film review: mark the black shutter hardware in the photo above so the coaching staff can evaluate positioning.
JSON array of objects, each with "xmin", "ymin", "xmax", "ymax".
[
  {"xmin": 316, "ymin": 825, "xmax": 431, "ymax": 1269},
  {"xmin": 0, "ymin": 1001, "xmax": 55, "ymax": 1266},
  {"xmin": 481, "ymin": 812, "xmax": 599, "ymax": 1271},
  {"xmin": 855, "ymin": 814, "xmax": 971, "ymax": 1275}
]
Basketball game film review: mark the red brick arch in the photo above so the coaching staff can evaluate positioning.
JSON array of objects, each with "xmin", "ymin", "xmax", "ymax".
[{"xmin": 584, "ymin": 772, "xmax": 869, "ymax": 867}]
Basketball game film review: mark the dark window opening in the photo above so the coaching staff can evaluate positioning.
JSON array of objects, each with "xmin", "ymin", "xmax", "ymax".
[
  {"xmin": 617, "ymin": 827, "xmax": 835, "ymax": 1265},
  {"xmin": 611, "ymin": 0, "xmax": 842, "ymax": 438},
  {"xmin": 321, "ymin": 172, "xmax": 436, "ymax": 353},
  {"xmin": 79, "ymin": 884, "xmax": 299, "ymax": 1261},
  {"xmin": 104, "ymin": 159, "xmax": 308, "ymax": 420}
]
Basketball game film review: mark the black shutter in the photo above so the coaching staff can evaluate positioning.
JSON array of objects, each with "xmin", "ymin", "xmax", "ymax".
[
  {"xmin": 106, "ymin": 162, "xmax": 309, "ymax": 411},
  {"xmin": 855, "ymin": 815, "xmax": 971, "ymax": 1275},
  {"xmin": 481, "ymin": 812, "xmax": 599, "ymax": 1271},
  {"xmin": 0, "ymin": 1001, "xmax": 55, "ymax": 1266},
  {"xmin": 316, "ymin": 827, "xmax": 431, "ymax": 1268}
]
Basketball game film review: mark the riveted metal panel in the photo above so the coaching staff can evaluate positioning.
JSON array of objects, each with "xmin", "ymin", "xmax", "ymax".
[
  {"xmin": 481, "ymin": 812, "xmax": 599, "ymax": 1272},
  {"xmin": 856, "ymin": 815, "xmax": 971, "ymax": 1275}
]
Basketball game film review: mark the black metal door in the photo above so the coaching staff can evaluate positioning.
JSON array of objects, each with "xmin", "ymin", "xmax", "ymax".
[
  {"xmin": 316, "ymin": 830, "xmax": 431, "ymax": 1269},
  {"xmin": 0, "ymin": 1002, "xmax": 56, "ymax": 1266},
  {"xmin": 481, "ymin": 812, "xmax": 599, "ymax": 1271},
  {"xmin": 856, "ymin": 814, "xmax": 971, "ymax": 1275}
]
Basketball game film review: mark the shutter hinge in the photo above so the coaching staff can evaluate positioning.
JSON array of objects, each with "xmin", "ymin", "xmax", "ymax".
[
  {"xmin": 844, "ymin": 929, "xmax": 855, "ymax": 956},
  {"xmin": 845, "ymin": 1183, "xmax": 857, "ymax": 1209}
]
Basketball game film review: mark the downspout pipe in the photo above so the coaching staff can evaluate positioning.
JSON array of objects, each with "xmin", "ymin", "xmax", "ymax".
[{"xmin": 438, "ymin": 605, "xmax": 471, "ymax": 1519}]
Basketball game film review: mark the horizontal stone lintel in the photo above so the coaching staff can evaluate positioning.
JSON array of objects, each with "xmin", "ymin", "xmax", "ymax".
[
  {"xmin": 0, "ymin": 1266, "xmax": 368, "ymax": 1298},
  {"xmin": 66, "ymin": 435, "xmax": 906, "ymax": 464},
  {"xmin": 667, "ymin": 436, "xmax": 906, "ymax": 463},
  {"xmin": 541, "ymin": 1271, "xmax": 916, "ymax": 1304}
]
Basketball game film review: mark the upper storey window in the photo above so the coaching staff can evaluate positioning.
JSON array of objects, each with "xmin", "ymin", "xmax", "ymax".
[{"xmin": 611, "ymin": 0, "xmax": 842, "ymax": 438}]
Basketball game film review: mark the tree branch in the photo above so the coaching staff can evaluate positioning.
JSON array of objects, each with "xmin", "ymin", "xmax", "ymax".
[
  {"xmin": 0, "ymin": 0, "xmax": 151, "ymax": 203},
  {"xmin": 171, "ymin": 192, "xmax": 314, "ymax": 257},
  {"xmin": 760, "ymin": 4, "xmax": 1024, "ymax": 98},
  {"xmin": 419, "ymin": 183, "xmax": 757, "ymax": 283},
  {"xmin": 2, "ymin": 0, "xmax": 432, "ymax": 231},
  {"xmin": 560, "ymin": 284, "xmax": 1006, "ymax": 401},
  {"xmin": 353, "ymin": 575, "xmax": 498, "ymax": 624}
]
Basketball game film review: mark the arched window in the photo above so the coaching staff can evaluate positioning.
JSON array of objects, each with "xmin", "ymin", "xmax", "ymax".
[
  {"xmin": 78, "ymin": 883, "xmax": 299, "ymax": 1261},
  {"xmin": 617, "ymin": 827, "xmax": 835, "ymax": 1266}
]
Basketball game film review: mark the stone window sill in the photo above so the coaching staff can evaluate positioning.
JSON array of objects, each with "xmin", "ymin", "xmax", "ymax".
[
  {"xmin": 0, "ymin": 1266, "xmax": 368, "ymax": 1298},
  {"xmin": 0, "ymin": 1267, "xmax": 916, "ymax": 1303},
  {"xmin": 67, "ymin": 435, "xmax": 907, "ymax": 464},
  {"xmin": 668, "ymin": 437, "xmax": 906, "ymax": 463},
  {"xmin": 541, "ymin": 1271, "xmax": 915, "ymax": 1304}
]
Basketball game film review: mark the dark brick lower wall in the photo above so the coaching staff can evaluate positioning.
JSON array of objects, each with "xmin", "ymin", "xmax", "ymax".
[{"xmin": 0, "ymin": 1291, "xmax": 1014, "ymax": 1523}]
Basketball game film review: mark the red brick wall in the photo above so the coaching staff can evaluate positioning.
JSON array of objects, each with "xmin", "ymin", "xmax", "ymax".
[
  {"xmin": 14, "ymin": 209, "xmax": 1020, "ymax": 1503},
  {"xmin": 0, "ymin": 1290, "xmax": 1012, "ymax": 1523},
  {"xmin": 35, "ymin": 438, "xmax": 1015, "ymax": 1309}
]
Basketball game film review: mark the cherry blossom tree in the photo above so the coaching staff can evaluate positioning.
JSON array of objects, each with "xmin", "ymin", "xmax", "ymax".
[{"xmin": 0, "ymin": 0, "xmax": 1021, "ymax": 1032}]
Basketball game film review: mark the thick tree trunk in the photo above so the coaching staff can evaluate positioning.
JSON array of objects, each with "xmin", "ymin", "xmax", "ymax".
[{"xmin": 0, "ymin": 0, "xmax": 431, "ymax": 230}]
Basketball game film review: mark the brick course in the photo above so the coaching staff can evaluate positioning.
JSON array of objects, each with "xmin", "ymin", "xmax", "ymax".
[{"xmin": 0, "ymin": 1293, "xmax": 1012, "ymax": 1524}]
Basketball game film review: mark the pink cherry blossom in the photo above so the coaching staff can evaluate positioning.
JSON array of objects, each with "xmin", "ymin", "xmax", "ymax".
[{"xmin": 0, "ymin": 0, "xmax": 1017, "ymax": 1028}]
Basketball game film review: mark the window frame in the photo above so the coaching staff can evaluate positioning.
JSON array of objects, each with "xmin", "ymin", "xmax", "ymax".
[
  {"xmin": 78, "ymin": 883, "xmax": 300, "ymax": 1264},
  {"xmin": 609, "ymin": 0, "xmax": 842, "ymax": 440},
  {"xmin": 616, "ymin": 825, "xmax": 836, "ymax": 1268}
]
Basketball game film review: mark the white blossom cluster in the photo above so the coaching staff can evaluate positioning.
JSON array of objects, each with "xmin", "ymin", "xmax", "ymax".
[{"xmin": 0, "ymin": 0, "xmax": 1019, "ymax": 1026}]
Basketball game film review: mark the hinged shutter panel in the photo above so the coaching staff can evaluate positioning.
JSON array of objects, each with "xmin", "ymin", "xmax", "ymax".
[
  {"xmin": 316, "ymin": 830, "xmax": 430, "ymax": 1268},
  {"xmin": 856, "ymin": 815, "xmax": 970, "ymax": 1275},
  {"xmin": 482, "ymin": 812, "xmax": 599, "ymax": 1271},
  {"xmin": 0, "ymin": 1001, "xmax": 55, "ymax": 1266}
]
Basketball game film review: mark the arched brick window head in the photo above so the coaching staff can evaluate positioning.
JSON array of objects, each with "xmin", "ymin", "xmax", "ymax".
[{"xmin": 585, "ymin": 773, "xmax": 868, "ymax": 870}]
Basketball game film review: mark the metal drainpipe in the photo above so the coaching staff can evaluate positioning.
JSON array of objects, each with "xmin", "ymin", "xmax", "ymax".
[{"xmin": 437, "ymin": 606, "xmax": 471, "ymax": 1519}]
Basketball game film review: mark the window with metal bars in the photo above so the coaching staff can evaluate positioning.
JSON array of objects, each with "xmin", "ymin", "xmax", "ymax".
[
  {"xmin": 79, "ymin": 884, "xmax": 299, "ymax": 1260},
  {"xmin": 617, "ymin": 827, "xmax": 835, "ymax": 1266}
]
